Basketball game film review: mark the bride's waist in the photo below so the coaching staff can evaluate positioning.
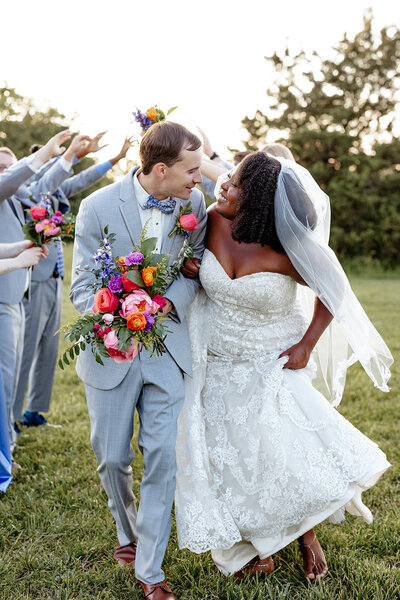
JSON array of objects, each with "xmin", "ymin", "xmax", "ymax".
[
  {"xmin": 207, "ymin": 322, "xmax": 306, "ymax": 358},
  {"xmin": 208, "ymin": 305, "xmax": 306, "ymax": 333}
]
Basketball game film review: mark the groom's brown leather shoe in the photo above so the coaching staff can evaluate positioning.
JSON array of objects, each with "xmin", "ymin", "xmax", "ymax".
[
  {"xmin": 113, "ymin": 540, "xmax": 137, "ymax": 567},
  {"xmin": 137, "ymin": 579, "xmax": 177, "ymax": 599}
]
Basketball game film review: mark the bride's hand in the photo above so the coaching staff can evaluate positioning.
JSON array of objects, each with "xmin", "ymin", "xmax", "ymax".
[
  {"xmin": 279, "ymin": 340, "xmax": 313, "ymax": 369},
  {"xmin": 181, "ymin": 257, "xmax": 201, "ymax": 278}
]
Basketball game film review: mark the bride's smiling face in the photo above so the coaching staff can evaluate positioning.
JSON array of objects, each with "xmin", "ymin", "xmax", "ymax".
[{"xmin": 215, "ymin": 171, "xmax": 240, "ymax": 220}]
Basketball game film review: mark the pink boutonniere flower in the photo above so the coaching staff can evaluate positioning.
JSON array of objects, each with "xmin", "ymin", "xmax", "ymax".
[{"xmin": 169, "ymin": 201, "xmax": 198, "ymax": 238}]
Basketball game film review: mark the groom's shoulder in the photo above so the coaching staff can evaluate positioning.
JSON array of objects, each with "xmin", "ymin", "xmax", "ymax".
[
  {"xmin": 80, "ymin": 179, "xmax": 123, "ymax": 212},
  {"xmin": 189, "ymin": 186, "xmax": 205, "ymax": 210}
]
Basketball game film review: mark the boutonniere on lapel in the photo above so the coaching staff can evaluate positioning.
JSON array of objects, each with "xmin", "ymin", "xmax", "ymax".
[
  {"xmin": 168, "ymin": 202, "xmax": 199, "ymax": 239},
  {"xmin": 165, "ymin": 202, "xmax": 197, "ymax": 279}
]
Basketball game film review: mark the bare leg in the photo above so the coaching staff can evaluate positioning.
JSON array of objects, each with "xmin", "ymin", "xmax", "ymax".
[{"xmin": 298, "ymin": 529, "xmax": 328, "ymax": 580}]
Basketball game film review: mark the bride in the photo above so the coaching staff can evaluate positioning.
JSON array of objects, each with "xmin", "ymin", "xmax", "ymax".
[{"xmin": 175, "ymin": 152, "xmax": 392, "ymax": 580}]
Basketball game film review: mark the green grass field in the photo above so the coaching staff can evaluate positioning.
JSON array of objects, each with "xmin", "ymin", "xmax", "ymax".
[{"xmin": 0, "ymin": 245, "xmax": 399, "ymax": 600}]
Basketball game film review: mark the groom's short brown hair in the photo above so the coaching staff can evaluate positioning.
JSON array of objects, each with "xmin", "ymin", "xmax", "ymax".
[{"xmin": 139, "ymin": 122, "xmax": 201, "ymax": 175}]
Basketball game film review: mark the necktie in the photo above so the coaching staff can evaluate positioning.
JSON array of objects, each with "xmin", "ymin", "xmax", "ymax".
[
  {"xmin": 143, "ymin": 195, "xmax": 176, "ymax": 215},
  {"xmin": 55, "ymin": 242, "xmax": 64, "ymax": 278}
]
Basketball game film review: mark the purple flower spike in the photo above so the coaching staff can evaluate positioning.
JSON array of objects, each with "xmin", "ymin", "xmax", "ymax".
[{"xmin": 124, "ymin": 252, "xmax": 144, "ymax": 266}]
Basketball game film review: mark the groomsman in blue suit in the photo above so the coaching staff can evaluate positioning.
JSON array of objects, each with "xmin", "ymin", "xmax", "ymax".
[
  {"xmin": 0, "ymin": 131, "xmax": 71, "ymax": 449},
  {"xmin": 70, "ymin": 122, "xmax": 206, "ymax": 600},
  {"xmin": 14, "ymin": 135, "xmax": 134, "ymax": 427}
]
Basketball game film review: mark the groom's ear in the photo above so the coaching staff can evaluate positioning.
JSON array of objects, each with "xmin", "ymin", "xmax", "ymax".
[{"xmin": 153, "ymin": 162, "xmax": 167, "ymax": 179}]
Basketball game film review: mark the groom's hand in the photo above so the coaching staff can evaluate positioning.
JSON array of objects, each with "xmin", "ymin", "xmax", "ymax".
[
  {"xmin": 158, "ymin": 299, "xmax": 174, "ymax": 318},
  {"xmin": 181, "ymin": 257, "xmax": 201, "ymax": 278}
]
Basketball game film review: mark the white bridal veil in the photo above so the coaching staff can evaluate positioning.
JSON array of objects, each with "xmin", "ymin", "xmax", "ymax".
[{"xmin": 216, "ymin": 157, "xmax": 393, "ymax": 406}]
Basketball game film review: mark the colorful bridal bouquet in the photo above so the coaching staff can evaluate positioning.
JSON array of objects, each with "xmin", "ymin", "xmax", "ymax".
[
  {"xmin": 23, "ymin": 193, "xmax": 75, "ymax": 245},
  {"xmin": 58, "ymin": 223, "xmax": 195, "ymax": 368},
  {"xmin": 133, "ymin": 105, "xmax": 178, "ymax": 134}
]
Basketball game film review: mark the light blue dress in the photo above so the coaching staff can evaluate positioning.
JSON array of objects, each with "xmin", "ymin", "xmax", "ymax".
[{"xmin": 0, "ymin": 368, "xmax": 12, "ymax": 492}]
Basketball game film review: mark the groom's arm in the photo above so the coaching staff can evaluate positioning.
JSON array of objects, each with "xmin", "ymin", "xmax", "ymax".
[
  {"xmin": 164, "ymin": 193, "xmax": 207, "ymax": 322},
  {"xmin": 69, "ymin": 196, "xmax": 103, "ymax": 314}
]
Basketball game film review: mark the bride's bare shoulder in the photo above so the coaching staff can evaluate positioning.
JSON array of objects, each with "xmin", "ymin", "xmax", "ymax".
[
  {"xmin": 207, "ymin": 203, "xmax": 229, "ymax": 225},
  {"xmin": 207, "ymin": 202, "xmax": 219, "ymax": 216}
]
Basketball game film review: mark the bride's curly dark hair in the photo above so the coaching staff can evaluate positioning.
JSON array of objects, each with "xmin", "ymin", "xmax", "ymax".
[{"xmin": 231, "ymin": 152, "xmax": 284, "ymax": 252}]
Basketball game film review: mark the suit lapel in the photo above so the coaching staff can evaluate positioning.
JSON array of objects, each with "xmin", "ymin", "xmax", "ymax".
[
  {"xmin": 8, "ymin": 198, "xmax": 26, "ymax": 226},
  {"xmin": 161, "ymin": 197, "xmax": 183, "ymax": 256},
  {"xmin": 119, "ymin": 169, "xmax": 143, "ymax": 246}
]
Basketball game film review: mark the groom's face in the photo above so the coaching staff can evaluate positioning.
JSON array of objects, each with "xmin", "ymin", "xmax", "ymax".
[{"xmin": 161, "ymin": 148, "xmax": 203, "ymax": 200}]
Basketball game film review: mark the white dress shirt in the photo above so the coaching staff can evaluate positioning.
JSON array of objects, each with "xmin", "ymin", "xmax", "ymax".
[{"xmin": 133, "ymin": 171, "xmax": 171, "ymax": 253}]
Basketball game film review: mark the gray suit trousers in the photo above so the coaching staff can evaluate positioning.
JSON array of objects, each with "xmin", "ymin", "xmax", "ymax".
[
  {"xmin": 0, "ymin": 302, "xmax": 25, "ymax": 450},
  {"xmin": 85, "ymin": 348, "xmax": 185, "ymax": 585},
  {"xmin": 14, "ymin": 278, "xmax": 62, "ymax": 420}
]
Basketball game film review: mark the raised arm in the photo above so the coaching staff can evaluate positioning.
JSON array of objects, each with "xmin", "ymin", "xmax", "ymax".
[
  {"xmin": 61, "ymin": 136, "xmax": 134, "ymax": 198},
  {"xmin": 0, "ymin": 157, "xmax": 37, "ymax": 202},
  {"xmin": 28, "ymin": 134, "xmax": 92, "ymax": 198}
]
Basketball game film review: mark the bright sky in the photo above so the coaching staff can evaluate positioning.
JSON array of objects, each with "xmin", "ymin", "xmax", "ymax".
[{"xmin": 3, "ymin": 0, "xmax": 400, "ymax": 164}]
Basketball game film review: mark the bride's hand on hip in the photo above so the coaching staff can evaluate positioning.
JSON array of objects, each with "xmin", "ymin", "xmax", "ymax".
[{"xmin": 279, "ymin": 340, "xmax": 313, "ymax": 369}]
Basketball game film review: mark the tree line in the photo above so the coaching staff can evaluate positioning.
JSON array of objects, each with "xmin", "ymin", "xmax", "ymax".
[
  {"xmin": 242, "ymin": 13, "xmax": 400, "ymax": 269},
  {"xmin": 1, "ymin": 14, "xmax": 399, "ymax": 267}
]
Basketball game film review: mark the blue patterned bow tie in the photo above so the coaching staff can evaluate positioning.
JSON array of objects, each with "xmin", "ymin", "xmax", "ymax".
[{"xmin": 143, "ymin": 195, "xmax": 176, "ymax": 214}]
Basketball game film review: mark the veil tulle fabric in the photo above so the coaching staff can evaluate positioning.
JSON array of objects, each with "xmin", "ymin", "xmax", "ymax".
[{"xmin": 215, "ymin": 158, "xmax": 393, "ymax": 405}]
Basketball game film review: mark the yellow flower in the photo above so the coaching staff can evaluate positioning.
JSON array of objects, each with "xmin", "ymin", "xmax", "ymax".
[{"xmin": 146, "ymin": 107, "xmax": 158, "ymax": 120}]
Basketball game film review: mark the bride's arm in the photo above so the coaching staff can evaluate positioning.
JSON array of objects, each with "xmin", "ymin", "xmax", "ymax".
[
  {"xmin": 201, "ymin": 158, "xmax": 228, "ymax": 183},
  {"xmin": 278, "ymin": 256, "xmax": 333, "ymax": 369},
  {"xmin": 279, "ymin": 297, "xmax": 333, "ymax": 369}
]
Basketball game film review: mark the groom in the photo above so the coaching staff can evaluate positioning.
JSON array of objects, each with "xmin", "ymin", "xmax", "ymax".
[{"xmin": 70, "ymin": 122, "xmax": 206, "ymax": 600}]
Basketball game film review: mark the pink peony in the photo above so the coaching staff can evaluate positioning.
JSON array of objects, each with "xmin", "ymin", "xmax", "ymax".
[
  {"xmin": 103, "ymin": 330, "xmax": 119, "ymax": 351},
  {"xmin": 103, "ymin": 330, "xmax": 138, "ymax": 363},
  {"xmin": 35, "ymin": 218, "xmax": 52, "ymax": 233},
  {"xmin": 120, "ymin": 290, "xmax": 159, "ymax": 318},
  {"xmin": 179, "ymin": 213, "xmax": 198, "ymax": 231},
  {"xmin": 34, "ymin": 218, "xmax": 61, "ymax": 237},
  {"xmin": 43, "ymin": 225, "xmax": 61, "ymax": 237}
]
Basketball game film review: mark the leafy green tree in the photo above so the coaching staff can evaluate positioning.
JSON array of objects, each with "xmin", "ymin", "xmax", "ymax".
[
  {"xmin": 0, "ymin": 85, "xmax": 113, "ymax": 213},
  {"xmin": 241, "ymin": 14, "xmax": 400, "ymax": 267}
]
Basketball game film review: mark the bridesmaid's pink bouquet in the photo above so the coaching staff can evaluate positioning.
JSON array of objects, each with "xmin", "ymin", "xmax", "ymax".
[{"xmin": 23, "ymin": 193, "xmax": 75, "ymax": 246}]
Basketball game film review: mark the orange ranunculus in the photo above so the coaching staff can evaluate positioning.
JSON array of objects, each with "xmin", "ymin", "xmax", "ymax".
[
  {"xmin": 116, "ymin": 256, "xmax": 127, "ymax": 273},
  {"xmin": 146, "ymin": 107, "xmax": 158, "ymax": 120},
  {"xmin": 121, "ymin": 274, "xmax": 140, "ymax": 292},
  {"xmin": 142, "ymin": 266, "xmax": 157, "ymax": 287},
  {"xmin": 93, "ymin": 288, "xmax": 119, "ymax": 314},
  {"xmin": 179, "ymin": 213, "xmax": 198, "ymax": 231},
  {"xmin": 126, "ymin": 311, "xmax": 146, "ymax": 331}
]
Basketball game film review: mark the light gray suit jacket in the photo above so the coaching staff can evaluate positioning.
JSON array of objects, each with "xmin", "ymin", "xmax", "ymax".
[
  {"xmin": 20, "ymin": 163, "xmax": 107, "ymax": 282},
  {"xmin": 70, "ymin": 168, "xmax": 207, "ymax": 388},
  {"xmin": 0, "ymin": 157, "xmax": 38, "ymax": 303}
]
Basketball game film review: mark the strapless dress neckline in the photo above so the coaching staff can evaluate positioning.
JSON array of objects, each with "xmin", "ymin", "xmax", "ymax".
[{"xmin": 204, "ymin": 248, "xmax": 291, "ymax": 282}]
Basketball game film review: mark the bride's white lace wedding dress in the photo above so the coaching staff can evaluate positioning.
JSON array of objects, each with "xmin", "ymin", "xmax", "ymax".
[{"xmin": 175, "ymin": 249, "xmax": 390, "ymax": 575}]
